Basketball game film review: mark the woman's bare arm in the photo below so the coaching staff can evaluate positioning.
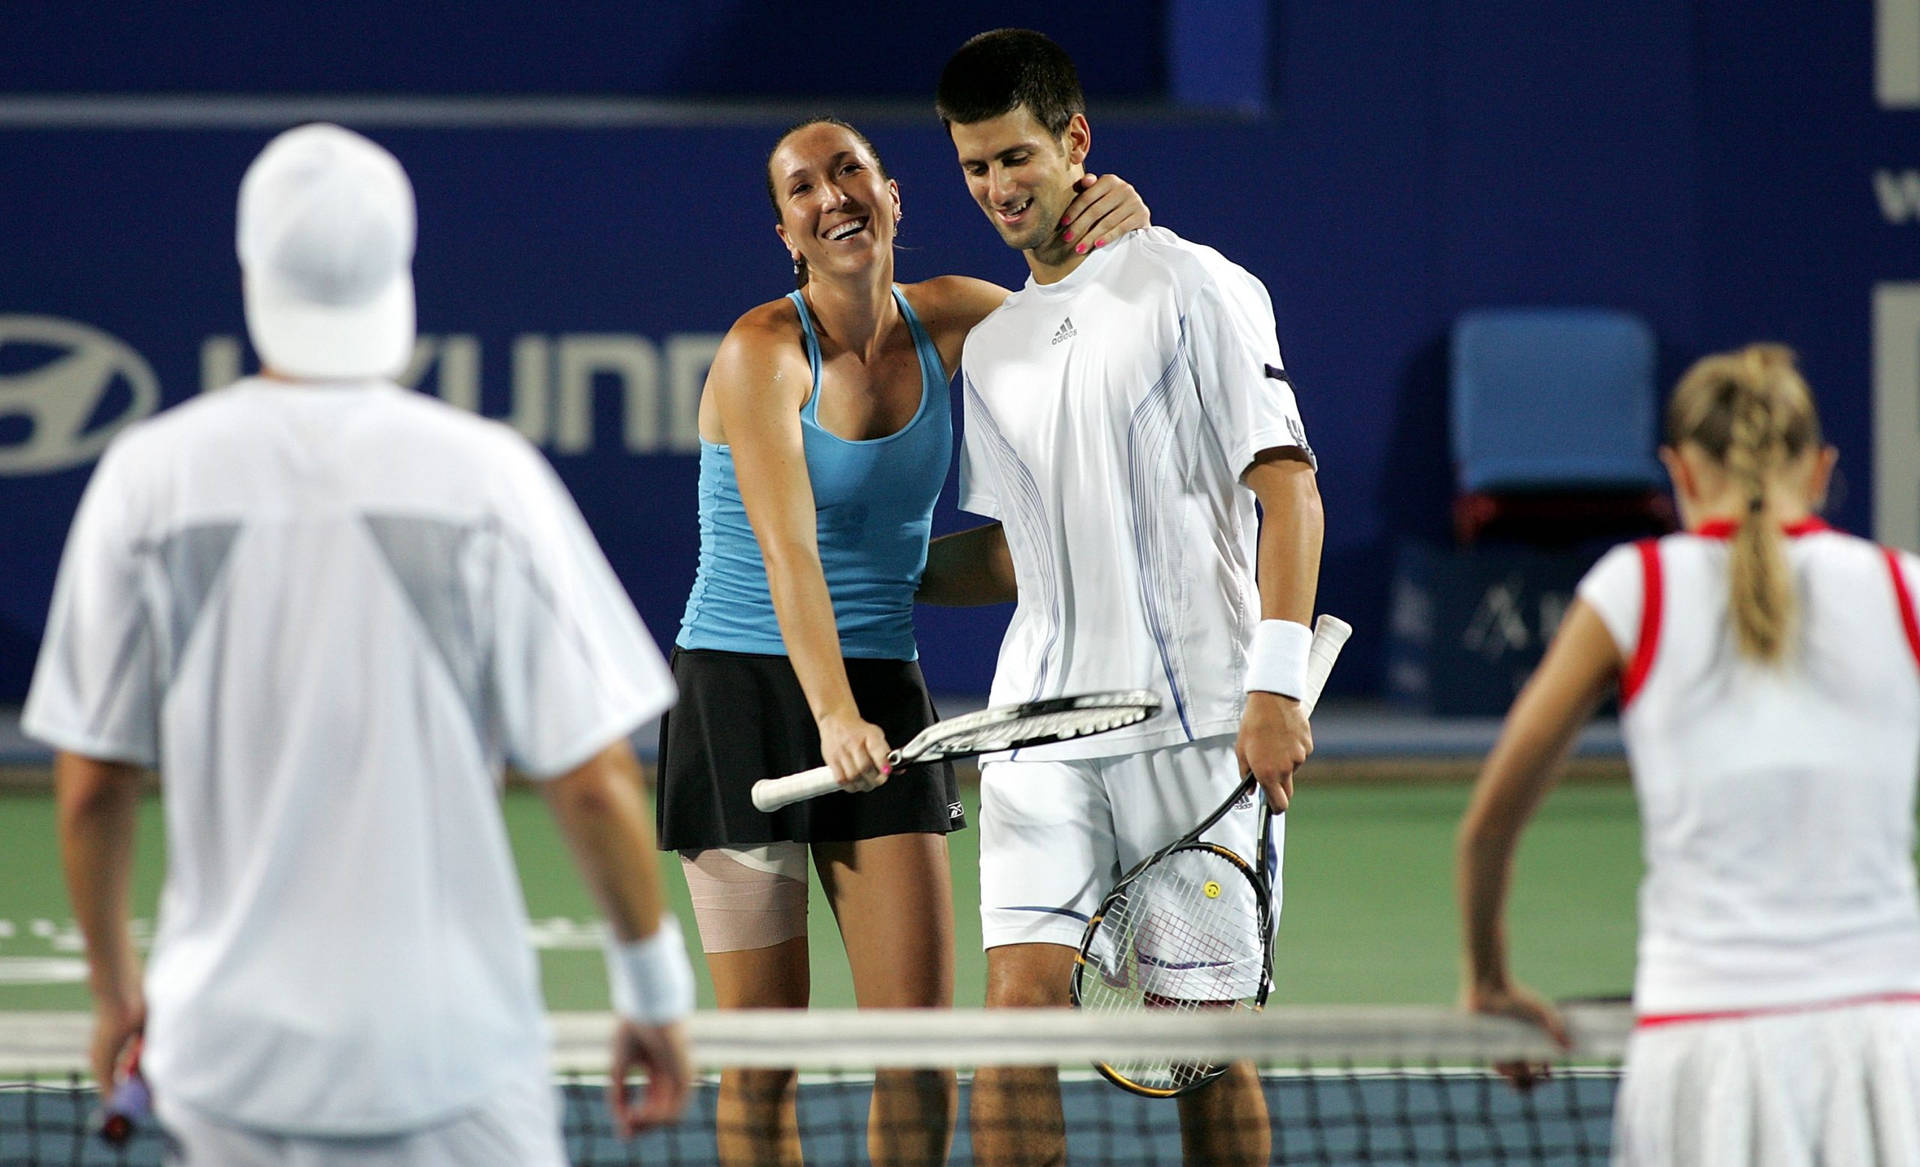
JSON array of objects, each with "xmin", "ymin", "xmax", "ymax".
[
  {"xmin": 708, "ymin": 312, "xmax": 892, "ymax": 787},
  {"xmin": 1457, "ymin": 599, "xmax": 1623, "ymax": 1048}
]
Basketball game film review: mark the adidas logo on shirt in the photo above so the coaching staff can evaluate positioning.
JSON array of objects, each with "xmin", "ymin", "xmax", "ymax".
[{"xmin": 1051, "ymin": 317, "xmax": 1077, "ymax": 346}]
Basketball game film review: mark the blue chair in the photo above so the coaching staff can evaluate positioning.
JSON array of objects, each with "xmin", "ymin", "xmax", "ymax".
[{"xmin": 1449, "ymin": 307, "xmax": 1672, "ymax": 543}]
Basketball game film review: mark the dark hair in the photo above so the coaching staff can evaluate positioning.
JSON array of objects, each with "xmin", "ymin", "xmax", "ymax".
[
  {"xmin": 935, "ymin": 28, "xmax": 1085, "ymax": 137},
  {"xmin": 765, "ymin": 116, "xmax": 890, "ymax": 288}
]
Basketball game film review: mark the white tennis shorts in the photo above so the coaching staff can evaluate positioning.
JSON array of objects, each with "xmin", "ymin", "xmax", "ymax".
[
  {"xmin": 1612, "ymin": 998, "xmax": 1920, "ymax": 1166},
  {"xmin": 978, "ymin": 734, "xmax": 1281, "ymax": 951},
  {"xmin": 153, "ymin": 1064, "xmax": 567, "ymax": 1166}
]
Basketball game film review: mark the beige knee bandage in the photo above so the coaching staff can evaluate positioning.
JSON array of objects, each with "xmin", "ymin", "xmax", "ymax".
[{"xmin": 680, "ymin": 842, "xmax": 809, "ymax": 953}]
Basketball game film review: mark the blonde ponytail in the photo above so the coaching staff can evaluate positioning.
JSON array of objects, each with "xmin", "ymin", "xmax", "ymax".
[{"xmin": 1665, "ymin": 344, "xmax": 1819, "ymax": 664}]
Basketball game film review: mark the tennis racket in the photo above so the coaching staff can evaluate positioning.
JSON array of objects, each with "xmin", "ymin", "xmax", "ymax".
[
  {"xmin": 750, "ymin": 689, "xmax": 1162, "ymax": 812},
  {"xmin": 94, "ymin": 1035, "xmax": 148, "ymax": 1145},
  {"xmin": 1070, "ymin": 614, "xmax": 1351, "ymax": 1097}
]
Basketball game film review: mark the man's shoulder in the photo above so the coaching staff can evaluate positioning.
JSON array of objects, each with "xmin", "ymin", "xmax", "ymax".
[
  {"xmin": 959, "ymin": 288, "xmax": 1032, "ymax": 361},
  {"xmin": 1117, "ymin": 228, "xmax": 1267, "ymax": 300},
  {"xmin": 147, "ymin": 378, "xmax": 541, "ymax": 476},
  {"xmin": 376, "ymin": 391, "xmax": 565, "ymax": 503},
  {"xmin": 374, "ymin": 381, "xmax": 529, "ymax": 447},
  {"xmin": 117, "ymin": 377, "xmax": 255, "ymax": 438},
  {"xmin": 95, "ymin": 379, "xmax": 269, "ymax": 474}
]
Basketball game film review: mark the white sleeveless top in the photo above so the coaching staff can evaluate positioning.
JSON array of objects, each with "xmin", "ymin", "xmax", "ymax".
[{"xmin": 1578, "ymin": 520, "xmax": 1920, "ymax": 1015}]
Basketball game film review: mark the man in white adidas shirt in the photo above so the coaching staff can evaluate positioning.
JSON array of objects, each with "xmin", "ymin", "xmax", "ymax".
[
  {"xmin": 923, "ymin": 28, "xmax": 1324, "ymax": 1167},
  {"xmin": 25, "ymin": 123, "xmax": 694, "ymax": 1164}
]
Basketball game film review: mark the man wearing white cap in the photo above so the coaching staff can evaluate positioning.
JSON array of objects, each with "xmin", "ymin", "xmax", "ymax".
[{"xmin": 26, "ymin": 123, "xmax": 694, "ymax": 1163}]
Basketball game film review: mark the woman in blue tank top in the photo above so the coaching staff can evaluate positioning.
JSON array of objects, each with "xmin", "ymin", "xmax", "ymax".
[{"xmin": 654, "ymin": 116, "xmax": 1148, "ymax": 1164}]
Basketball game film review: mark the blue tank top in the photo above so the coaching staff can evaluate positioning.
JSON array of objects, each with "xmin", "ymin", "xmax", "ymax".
[{"xmin": 677, "ymin": 287, "xmax": 952, "ymax": 660}]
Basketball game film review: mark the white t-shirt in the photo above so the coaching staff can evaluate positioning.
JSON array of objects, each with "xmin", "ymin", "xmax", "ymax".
[
  {"xmin": 958, "ymin": 227, "xmax": 1312, "ymax": 759},
  {"xmin": 1578, "ymin": 525, "xmax": 1920, "ymax": 1014},
  {"xmin": 24, "ymin": 378, "xmax": 675, "ymax": 1135}
]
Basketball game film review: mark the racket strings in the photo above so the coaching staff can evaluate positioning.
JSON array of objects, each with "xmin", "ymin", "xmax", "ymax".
[
  {"xmin": 924, "ymin": 706, "xmax": 1152, "ymax": 757},
  {"xmin": 1075, "ymin": 848, "xmax": 1268, "ymax": 1093}
]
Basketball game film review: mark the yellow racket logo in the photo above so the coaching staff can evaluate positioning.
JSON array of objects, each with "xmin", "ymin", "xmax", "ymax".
[{"xmin": 1203, "ymin": 880, "xmax": 1222, "ymax": 899}]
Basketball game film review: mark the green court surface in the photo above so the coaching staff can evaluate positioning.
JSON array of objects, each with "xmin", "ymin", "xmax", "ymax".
[{"xmin": 0, "ymin": 777, "xmax": 1641, "ymax": 1013}]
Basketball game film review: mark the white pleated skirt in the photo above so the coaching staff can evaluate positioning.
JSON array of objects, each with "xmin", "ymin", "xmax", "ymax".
[{"xmin": 1613, "ymin": 999, "xmax": 1920, "ymax": 1167}]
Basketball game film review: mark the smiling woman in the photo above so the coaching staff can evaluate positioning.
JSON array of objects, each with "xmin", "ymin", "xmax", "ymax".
[
  {"xmin": 647, "ymin": 114, "xmax": 1151, "ymax": 1166},
  {"xmin": 763, "ymin": 117, "xmax": 899, "ymax": 292}
]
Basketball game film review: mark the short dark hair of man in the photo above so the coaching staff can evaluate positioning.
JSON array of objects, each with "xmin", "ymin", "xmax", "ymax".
[{"xmin": 936, "ymin": 28, "xmax": 1086, "ymax": 138}]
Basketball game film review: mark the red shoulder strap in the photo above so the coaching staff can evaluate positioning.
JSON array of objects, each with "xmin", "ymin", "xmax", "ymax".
[
  {"xmin": 1621, "ymin": 539, "xmax": 1664, "ymax": 705},
  {"xmin": 1884, "ymin": 547, "xmax": 1920, "ymax": 671}
]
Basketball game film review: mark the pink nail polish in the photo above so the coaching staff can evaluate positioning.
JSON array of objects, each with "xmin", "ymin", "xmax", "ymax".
[
  {"xmin": 1076, "ymin": 243, "xmax": 1088, "ymax": 254},
  {"xmin": 1062, "ymin": 229, "xmax": 1074, "ymax": 242},
  {"xmin": 1094, "ymin": 238, "xmax": 1105, "ymax": 248}
]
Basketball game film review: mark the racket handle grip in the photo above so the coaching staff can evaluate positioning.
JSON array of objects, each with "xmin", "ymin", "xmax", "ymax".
[
  {"xmin": 96, "ymin": 1071, "xmax": 149, "ymax": 1145},
  {"xmin": 751, "ymin": 766, "xmax": 840, "ymax": 812},
  {"xmin": 1300, "ymin": 614, "xmax": 1353, "ymax": 719}
]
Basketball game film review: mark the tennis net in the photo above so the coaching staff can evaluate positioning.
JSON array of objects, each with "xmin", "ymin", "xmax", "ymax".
[{"xmin": 1, "ymin": 1004, "xmax": 1629, "ymax": 1165}]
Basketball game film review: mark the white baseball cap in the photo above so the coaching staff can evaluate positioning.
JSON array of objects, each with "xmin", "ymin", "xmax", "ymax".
[{"xmin": 237, "ymin": 123, "xmax": 416, "ymax": 379}]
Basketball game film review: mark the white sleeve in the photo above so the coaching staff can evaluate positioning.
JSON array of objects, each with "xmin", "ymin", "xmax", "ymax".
[
  {"xmin": 955, "ymin": 366, "xmax": 1003, "ymax": 520},
  {"xmin": 488, "ymin": 440, "xmax": 677, "ymax": 779},
  {"xmin": 1574, "ymin": 542, "xmax": 1646, "ymax": 660},
  {"xmin": 1186, "ymin": 269, "xmax": 1314, "ymax": 478},
  {"xmin": 22, "ymin": 443, "xmax": 160, "ymax": 765}
]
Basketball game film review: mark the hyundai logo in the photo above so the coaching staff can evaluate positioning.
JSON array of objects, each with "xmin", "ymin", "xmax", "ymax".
[{"xmin": 0, "ymin": 316, "xmax": 160, "ymax": 475}]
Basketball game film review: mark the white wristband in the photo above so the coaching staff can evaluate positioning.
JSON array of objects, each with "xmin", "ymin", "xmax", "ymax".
[
  {"xmin": 1244, "ymin": 619, "xmax": 1312, "ymax": 699},
  {"xmin": 603, "ymin": 915, "xmax": 696, "ymax": 1025}
]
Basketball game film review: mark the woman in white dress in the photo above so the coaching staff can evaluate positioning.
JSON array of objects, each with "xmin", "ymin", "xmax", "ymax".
[{"xmin": 1457, "ymin": 343, "xmax": 1920, "ymax": 1165}]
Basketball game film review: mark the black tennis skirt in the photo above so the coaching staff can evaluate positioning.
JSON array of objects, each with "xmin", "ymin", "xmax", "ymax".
[{"xmin": 656, "ymin": 647, "xmax": 965, "ymax": 851}]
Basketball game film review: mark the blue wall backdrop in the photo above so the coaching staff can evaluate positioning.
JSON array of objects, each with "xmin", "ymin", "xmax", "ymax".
[{"xmin": 3, "ymin": 2, "xmax": 1916, "ymax": 701}]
